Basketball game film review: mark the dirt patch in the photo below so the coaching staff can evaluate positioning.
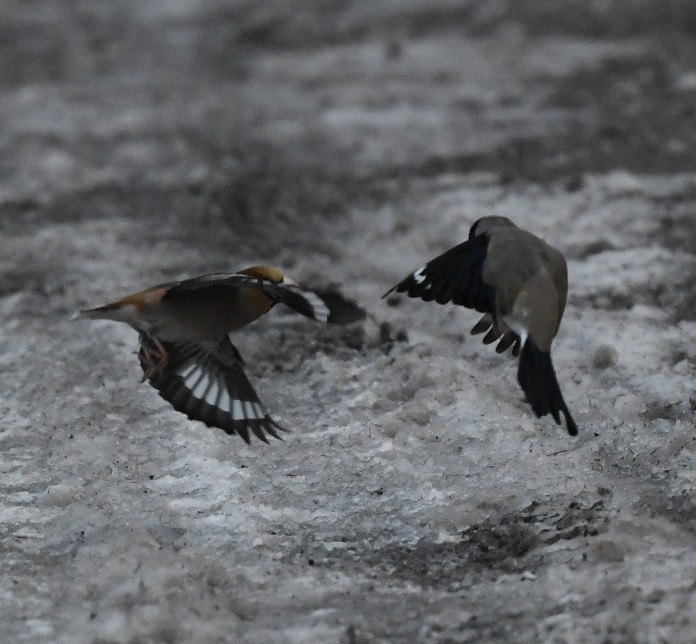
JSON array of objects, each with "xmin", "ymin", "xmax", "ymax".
[{"xmin": 288, "ymin": 499, "xmax": 609, "ymax": 589}]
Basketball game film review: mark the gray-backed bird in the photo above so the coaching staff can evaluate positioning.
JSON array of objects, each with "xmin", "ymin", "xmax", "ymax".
[
  {"xmin": 72, "ymin": 266, "xmax": 364, "ymax": 443},
  {"xmin": 384, "ymin": 216, "xmax": 577, "ymax": 436}
]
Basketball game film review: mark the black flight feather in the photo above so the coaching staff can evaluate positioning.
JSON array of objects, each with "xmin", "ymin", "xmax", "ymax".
[
  {"xmin": 383, "ymin": 234, "xmax": 496, "ymax": 314},
  {"xmin": 140, "ymin": 336, "xmax": 285, "ymax": 443}
]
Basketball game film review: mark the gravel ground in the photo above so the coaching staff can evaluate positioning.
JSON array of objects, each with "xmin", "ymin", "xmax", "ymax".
[{"xmin": 1, "ymin": 2, "xmax": 696, "ymax": 642}]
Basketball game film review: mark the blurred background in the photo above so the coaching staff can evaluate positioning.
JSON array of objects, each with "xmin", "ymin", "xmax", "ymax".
[
  {"xmin": 3, "ymin": 0, "xmax": 696, "ymax": 276},
  {"xmin": 2, "ymin": 2, "xmax": 696, "ymax": 642}
]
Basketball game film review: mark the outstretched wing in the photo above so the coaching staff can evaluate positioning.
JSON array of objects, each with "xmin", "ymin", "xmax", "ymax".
[
  {"xmin": 165, "ymin": 272, "xmax": 331, "ymax": 323},
  {"xmin": 383, "ymin": 234, "xmax": 495, "ymax": 313},
  {"xmin": 140, "ymin": 335, "xmax": 285, "ymax": 443}
]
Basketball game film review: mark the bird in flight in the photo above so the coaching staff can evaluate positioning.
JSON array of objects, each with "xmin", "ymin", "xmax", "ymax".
[
  {"xmin": 385, "ymin": 216, "xmax": 577, "ymax": 436},
  {"xmin": 72, "ymin": 266, "xmax": 364, "ymax": 443}
]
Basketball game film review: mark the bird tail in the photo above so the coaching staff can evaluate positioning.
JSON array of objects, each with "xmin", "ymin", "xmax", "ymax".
[{"xmin": 517, "ymin": 340, "xmax": 577, "ymax": 436}]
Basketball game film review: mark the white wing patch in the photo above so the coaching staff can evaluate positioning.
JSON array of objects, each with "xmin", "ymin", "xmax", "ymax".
[
  {"xmin": 203, "ymin": 380, "xmax": 220, "ymax": 407},
  {"xmin": 301, "ymin": 290, "xmax": 330, "ymax": 323},
  {"xmin": 172, "ymin": 349, "xmax": 271, "ymax": 423},
  {"xmin": 191, "ymin": 374, "xmax": 211, "ymax": 401},
  {"xmin": 231, "ymin": 399, "xmax": 245, "ymax": 421},
  {"xmin": 412, "ymin": 267, "xmax": 427, "ymax": 284},
  {"xmin": 218, "ymin": 388, "xmax": 232, "ymax": 413},
  {"xmin": 177, "ymin": 362, "xmax": 221, "ymax": 408},
  {"xmin": 183, "ymin": 367, "xmax": 204, "ymax": 391},
  {"xmin": 240, "ymin": 401, "xmax": 266, "ymax": 420},
  {"xmin": 177, "ymin": 362, "xmax": 198, "ymax": 380}
]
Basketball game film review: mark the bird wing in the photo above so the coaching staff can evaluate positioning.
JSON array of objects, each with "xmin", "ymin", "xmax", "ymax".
[
  {"xmin": 164, "ymin": 272, "xmax": 331, "ymax": 323},
  {"xmin": 383, "ymin": 234, "xmax": 495, "ymax": 313},
  {"xmin": 140, "ymin": 335, "xmax": 285, "ymax": 443},
  {"xmin": 308, "ymin": 289, "xmax": 366, "ymax": 324},
  {"xmin": 469, "ymin": 312, "xmax": 521, "ymax": 356}
]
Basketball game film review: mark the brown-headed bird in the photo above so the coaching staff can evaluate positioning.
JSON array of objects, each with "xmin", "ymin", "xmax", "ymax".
[
  {"xmin": 384, "ymin": 216, "xmax": 577, "ymax": 436},
  {"xmin": 72, "ymin": 266, "xmax": 364, "ymax": 443}
]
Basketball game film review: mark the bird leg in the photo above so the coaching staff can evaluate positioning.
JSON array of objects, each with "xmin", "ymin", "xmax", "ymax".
[{"xmin": 139, "ymin": 336, "xmax": 169, "ymax": 381}]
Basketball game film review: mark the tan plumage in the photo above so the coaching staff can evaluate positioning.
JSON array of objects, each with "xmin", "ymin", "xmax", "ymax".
[
  {"xmin": 72, "ymin": 266, "xmax": 364, "ymax": 443},
  {"xmin": 385, "ymin": 217, "xmax": 577, "ymax": 436}
]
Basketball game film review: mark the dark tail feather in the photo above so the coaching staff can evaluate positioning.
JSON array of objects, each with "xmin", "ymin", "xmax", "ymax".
[{"xmin": 517, "ymin": 341, "xmax": 577, "ymax": 436}]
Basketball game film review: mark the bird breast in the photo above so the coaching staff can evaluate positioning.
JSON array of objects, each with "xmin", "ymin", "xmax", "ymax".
[{"xmin": 508, "ymin": 275, "xmax": 561, "ymax": 352}]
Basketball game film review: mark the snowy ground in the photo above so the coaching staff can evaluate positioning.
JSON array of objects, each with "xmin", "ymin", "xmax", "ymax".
[{"xmin": 2, "ymin": 1, "xmax": 696, "ymax": 642}]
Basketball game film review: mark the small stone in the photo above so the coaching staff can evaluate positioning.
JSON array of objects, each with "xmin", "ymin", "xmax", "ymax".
[{"xmin": 592, "ymin": 344, "xmax": 618, "ymax": 369}]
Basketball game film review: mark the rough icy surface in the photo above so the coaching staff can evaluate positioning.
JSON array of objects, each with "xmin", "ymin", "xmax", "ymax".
[{"xmin": 1, "ymin": 1, "xmax": 696, "ymax": 642}]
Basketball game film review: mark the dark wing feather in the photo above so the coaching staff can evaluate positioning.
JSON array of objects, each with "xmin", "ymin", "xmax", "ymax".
[
  {"xmin": 140, "ymin": 335, "xmax": 285, "ymax": 443},
  {"xmin": 310, "ymin": 290, "xmax": 366, "ymax": 324},
  {"xmin": 471, "ymin": 313, "xmax": 521, "ymax": 356},
  {"xmin": 495, "ymin": 332, "xmax": 518, "ymax": 354},
  {"xmin": 165, "ymin": 273, "xmax": 332, "ymax": 323},
  {"xmin": 383, "ymin": 235, "xmax": 495, "ymax": 314}
]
